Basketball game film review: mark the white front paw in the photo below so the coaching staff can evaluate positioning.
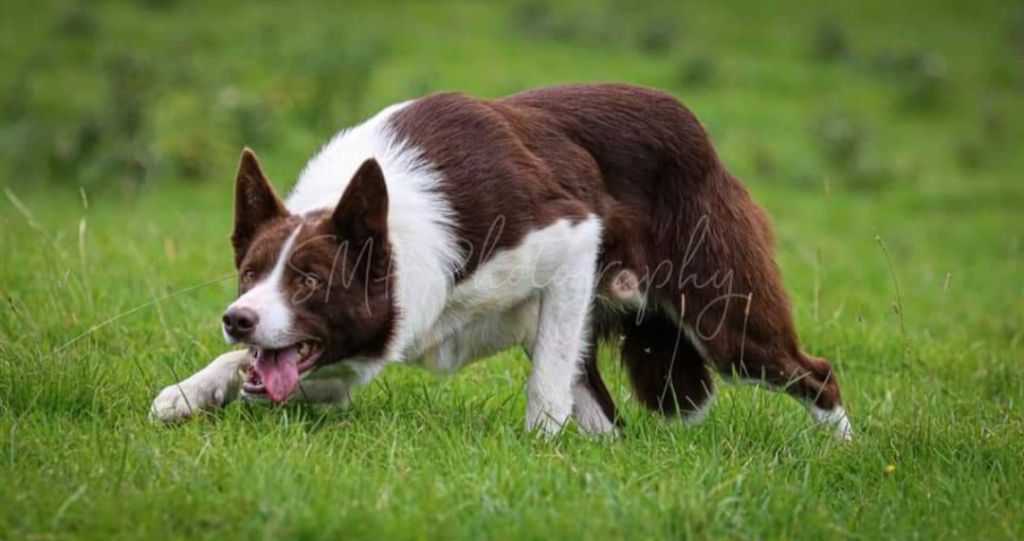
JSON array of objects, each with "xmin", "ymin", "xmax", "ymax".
[
  {"xmin": 149, "ymin": 378, "xmax": 230, "ymax": 423},
  {"xmin": 526, "ymin": 400, "xmax": 573, "ymax": 436}
]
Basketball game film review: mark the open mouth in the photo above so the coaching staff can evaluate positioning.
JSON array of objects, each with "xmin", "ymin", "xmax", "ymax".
[{"xmin": 243, "ymin": 340, "xmax": 322, "ymax": 403}]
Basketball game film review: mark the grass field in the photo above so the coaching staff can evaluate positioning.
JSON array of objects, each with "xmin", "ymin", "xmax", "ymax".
[{"xmin": 2, "ymin": 0, "xmax": 1023, "ymax": 539}]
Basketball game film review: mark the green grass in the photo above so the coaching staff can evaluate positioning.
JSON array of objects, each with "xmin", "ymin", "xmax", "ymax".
[{"xmin": 2, "ymin": 0, "xmax": 1023, "ymax": 539}]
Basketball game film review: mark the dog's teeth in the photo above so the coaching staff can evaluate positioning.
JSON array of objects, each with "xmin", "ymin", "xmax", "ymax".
[{"xmin": 299, "ymin": 342, "xmax": 310, "ymax": 356}]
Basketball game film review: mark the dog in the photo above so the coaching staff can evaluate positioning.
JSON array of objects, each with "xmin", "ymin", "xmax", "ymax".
[{"xmin": 150, "ymin": 84, "xmax": 852, "ymax": 439}]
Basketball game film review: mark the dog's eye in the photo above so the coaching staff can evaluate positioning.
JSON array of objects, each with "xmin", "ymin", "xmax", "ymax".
[
  {"xmin": 301, "ymin": 273, "xmax": 321, "ymax": 290},
  {"xmin": 241, "ymin": 270, "xmax": 256, "ymax": 284}
]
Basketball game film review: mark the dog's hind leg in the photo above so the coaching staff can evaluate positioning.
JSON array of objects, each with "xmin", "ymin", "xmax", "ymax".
[
  {"xmin": 647, "ymin": 165, "xmax": 851, "ymax": 440},
  {"xmin": 671, "ymin": 288, "xmax": 851, "ymax": 440},
  {"xmin": 150, "ymin": 349, "xmax": 252, "ymax": 423},
  {"xmin": 621, "ymin": 313, "xmax": 716, "ymax": 424},
  {"xmin": 706, "ymin": 330, "xmax": 851, "ymax": 440}
]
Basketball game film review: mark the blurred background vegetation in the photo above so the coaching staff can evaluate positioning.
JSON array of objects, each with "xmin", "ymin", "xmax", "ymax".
[{"xmin": 1, "ymin": 0, "xmax": 1021, "ymax": 199}]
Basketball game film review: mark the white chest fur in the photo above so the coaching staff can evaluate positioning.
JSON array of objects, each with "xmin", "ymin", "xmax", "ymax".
[{"xmin": 402, "ymin": 217, "xmax": 603, "ymax": 372}]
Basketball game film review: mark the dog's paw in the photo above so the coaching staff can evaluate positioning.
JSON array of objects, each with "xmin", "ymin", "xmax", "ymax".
[
  {"xmin": 525, "ymin": 402, "xmax": 573, "ymax": 437},
  {"xmin": 149, "ymin": 378, "xmax": 229, "ymax": 423},
  {"xmin": 525, "ymin": 413, "xmax": 570, "ymax": 437},
  {"xmin": 525, "ymin": 383, "xmax": 574, "ymax": 437},
  {"xmin": 809, "ymin": 405, "xmax": 854, "ymax": 442}
]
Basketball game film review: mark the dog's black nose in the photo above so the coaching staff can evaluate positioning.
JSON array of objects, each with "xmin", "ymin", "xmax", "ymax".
[{"xmin": 222, "ymin": 307, "xmax": 259, "ymax": 339}]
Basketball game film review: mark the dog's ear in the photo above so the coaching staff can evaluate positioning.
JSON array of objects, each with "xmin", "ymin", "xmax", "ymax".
[
  {"xmin": 231, "ymin": 148, "xmax": 287, "ymax": 267},
  {"xmin": 331, "ymin": 158, "xmax": 389, "ymax": 244}
]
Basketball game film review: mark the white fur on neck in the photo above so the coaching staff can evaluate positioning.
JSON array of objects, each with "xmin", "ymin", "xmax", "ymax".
[{"xmin": 286, "ymin": 101, "xmax": 464, "ymax": 363}]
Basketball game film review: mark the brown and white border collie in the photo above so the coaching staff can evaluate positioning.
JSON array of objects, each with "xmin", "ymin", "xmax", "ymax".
[{"xmin": 150, "ymin": 84, "xmax": 851, "ymax": 440}]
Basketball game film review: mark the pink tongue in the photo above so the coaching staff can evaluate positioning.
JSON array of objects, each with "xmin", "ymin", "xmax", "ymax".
[{"xmin": 254, "ymin": 346, "xmax": 301, "ymax": 403}]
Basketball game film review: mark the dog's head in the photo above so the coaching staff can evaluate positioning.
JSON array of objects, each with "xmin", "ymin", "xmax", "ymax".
[{"xmin": 223, "ymin": 149, "xmax": 396, "ymax": 403}]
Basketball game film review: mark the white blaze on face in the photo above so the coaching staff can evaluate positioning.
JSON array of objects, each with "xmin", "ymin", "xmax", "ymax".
[{"xmin": 224, "ymin": 225, "xmax": 302, "ymax": 347}]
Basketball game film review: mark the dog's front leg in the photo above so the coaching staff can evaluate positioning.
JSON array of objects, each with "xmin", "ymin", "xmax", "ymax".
[
  {"xmin": 150, "ymin": 349, "xmax": 252, "ymax": 422},
  {"xmin": 525, "ymin": 223, "xmax": 600, "ymax": 436}
]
